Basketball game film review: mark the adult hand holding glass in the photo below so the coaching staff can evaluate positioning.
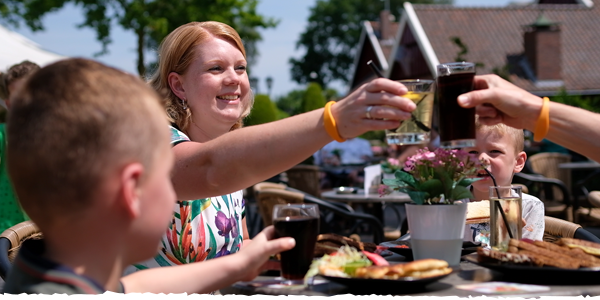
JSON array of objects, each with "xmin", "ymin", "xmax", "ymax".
[
  {"xmin": 457, "ymin": 74, "xmax": 600, "ymax": 163},
  {"xmin": 326, "ymin": 78, "xmax": 417, "ymax": 139},
  {"xmin": 457, "ymin": 74, "xmax": 544, "ymax": 130}
]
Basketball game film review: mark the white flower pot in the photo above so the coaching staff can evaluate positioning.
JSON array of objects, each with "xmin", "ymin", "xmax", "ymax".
[{"xmin": 405, "ymin": 202, "xmax": 467, "ymax": 266}]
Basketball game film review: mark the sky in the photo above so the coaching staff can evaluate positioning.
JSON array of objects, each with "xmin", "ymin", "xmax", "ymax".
[{"xmin": 5, "ymin": 0, "xmax": 524, "ymax": 98}]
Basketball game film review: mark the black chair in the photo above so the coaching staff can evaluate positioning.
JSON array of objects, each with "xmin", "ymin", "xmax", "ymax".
[
  {"xmin": 513, "ymin": 172, "xmax": 574, "ymax": 222},
  {"xmin": 572, "ymin": 169, "xmax": 600, "ymax": 224},
  {"xmin": 255, "ymin": 188, "xmax": 384, "ymax": 244}
]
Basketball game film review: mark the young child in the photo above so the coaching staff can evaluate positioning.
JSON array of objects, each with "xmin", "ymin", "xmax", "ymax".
[
  {"xmin": 463, "ymin": 120, "xmax": 545, "ymax": 245},
  {"xmin": 1, "ymin": 58, "xmax": 294, "ymax": 294}
]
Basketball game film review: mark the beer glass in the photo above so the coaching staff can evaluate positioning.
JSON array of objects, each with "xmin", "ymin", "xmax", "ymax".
[
  {"xmin": 385, "ymin": 79, "xmax": 435, "ymax": 145},
  {"xmin": 436, "ymin": 62, "xmax": 476, "ymax": 148},
  {"xmin": 273, "ymin": 203, "xmax": 320, "ymax": 285}
]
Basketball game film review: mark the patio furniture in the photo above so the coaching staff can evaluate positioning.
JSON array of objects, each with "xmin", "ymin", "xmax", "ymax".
[
  {"xmin": 528, "ymin": 152, "xmax": 571, "ymax": 201},
  {"xmin": 513, "ymin": 172, "xmax": 574, "ymax": 221},
  {"xmin": 284, "ymin": 164, "xmax": 321, "ymax": 197},
  {"xmin": 543, "ymin": 216, "xmax": 600, "ymax": 243},
  {"xmin": 0, "ymin": 220, "xmax": 41, "ymax": 280}
]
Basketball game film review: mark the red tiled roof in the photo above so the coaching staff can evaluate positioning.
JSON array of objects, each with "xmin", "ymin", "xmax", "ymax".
[{"xmin": 412, "ymin": 4, "xmax": 600, "ymax": 93}]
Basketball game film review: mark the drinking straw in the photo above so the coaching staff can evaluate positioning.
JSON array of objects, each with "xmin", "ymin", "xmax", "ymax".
[
  {"xmin": 366, "ymin": 60, "xmax": 430, "ymax": 132},
  {"xmin": 484, "ymin": 168, "xmax": 514, "ymax": 239},
  {"xmin": 367, "ymin": 60, "xmax": 385, "ymax": 78}
]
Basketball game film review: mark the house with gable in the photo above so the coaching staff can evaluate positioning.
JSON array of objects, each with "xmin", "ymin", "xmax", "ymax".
[{"xmin": 349, "ymin": 0, "xmax": 600, "ymax": 98}]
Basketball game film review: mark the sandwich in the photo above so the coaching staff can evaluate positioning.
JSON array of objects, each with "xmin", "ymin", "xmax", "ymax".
[
  {"xmin": 558, "ymin": 237, "xmax": 600, "ymax": 256},
  {"xmin": 477, "ymin": 238, "xmax": 600, "ymax": 269},
  {"xmin": 355, "ymin": 258, "xmax": 452, "ymax": 280},
  {"xmin": 466, "ymin": 200, "xmax": 490, "ymax": 224}
]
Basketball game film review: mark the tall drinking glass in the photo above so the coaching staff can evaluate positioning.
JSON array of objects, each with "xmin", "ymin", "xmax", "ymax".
[
  {"xmin": 385, "ymin": 79, "xmax": 435, "ymax": 145},
  {"xmin": 436, "ymin": 62, "xmax": 476, "ymax": 148},
  {"xmin": 272, "ymin": 203, "xmax": 320, "ymax": 285},
  {"xmin": 489, "ymin": 186, "xmax": 523, "ymax": 252}
]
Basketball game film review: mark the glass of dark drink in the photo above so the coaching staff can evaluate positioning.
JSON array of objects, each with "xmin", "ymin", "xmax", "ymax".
[
  {"xmin": 272, "ymin": 203, "xmax": 320, "ymax": 285},
  {"xmin": 436, "ymin": 62, "xmax": 476, "ymax": 148}
]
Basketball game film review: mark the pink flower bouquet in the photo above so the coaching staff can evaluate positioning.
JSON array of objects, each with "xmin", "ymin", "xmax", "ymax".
[{"xmin": 380, "ymin": 148, "xmax": 484, "ymax": 204}]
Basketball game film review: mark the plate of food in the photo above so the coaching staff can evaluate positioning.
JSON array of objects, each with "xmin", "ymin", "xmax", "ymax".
[
  {"xmin": 466, "ymin": 238, "xmax": 600, "ymax": 285},
  {"xmin": 305, "ymin": 245, "xmax": 453, "ymax": 294}
]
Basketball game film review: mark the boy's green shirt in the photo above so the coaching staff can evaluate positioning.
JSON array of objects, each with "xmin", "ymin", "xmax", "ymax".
[{"xmin": 0, "ymin": 123, "xmax": 29, "ymax": 233}]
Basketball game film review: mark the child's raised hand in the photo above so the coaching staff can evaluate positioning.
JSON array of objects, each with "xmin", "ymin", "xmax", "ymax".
[{"xmin": 237, "ymin": 225, "xmax": 295, "ymax": 282}]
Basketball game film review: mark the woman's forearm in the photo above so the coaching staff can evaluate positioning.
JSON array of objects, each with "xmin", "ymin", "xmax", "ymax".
[
  {"xmin": 171, "ymin": 109, "xmax": 332, "ymax": 200},
  {"xmin": 545, "ymin": 102, "xmax": 600, "ymax": 162}
]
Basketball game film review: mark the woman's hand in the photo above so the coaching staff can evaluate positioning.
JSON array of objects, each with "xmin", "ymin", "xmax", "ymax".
[
  {"xmin": 330, "ymin": 78, "xmax": 417, "ymax": 139},
  {"xmin": 457, "ymin": 74, "xmax": 543, "ymax": 132}
]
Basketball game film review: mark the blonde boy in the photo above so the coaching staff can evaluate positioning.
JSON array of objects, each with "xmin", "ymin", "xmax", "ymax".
[
  {"xmin": 2, "ymin": 58, "xmax": 293, "ymax": 294},
  {"xmin": 463, "ymin": 121, "xmax": 545, "ymax": 244}
]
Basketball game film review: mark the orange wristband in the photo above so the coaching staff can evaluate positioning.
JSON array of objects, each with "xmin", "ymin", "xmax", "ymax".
[
  {"xmin": 533, "ymin": 97, "xmax": 550, "ymax": 142},
  {"xmin": 323, "ymin": 101, "xmax": 346, "ymax": 142}
]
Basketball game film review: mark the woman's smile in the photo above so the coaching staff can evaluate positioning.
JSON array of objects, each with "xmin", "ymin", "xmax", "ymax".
[{"xmin": 217, "ymin": 94, "xmax": 240, "ymax": 103}]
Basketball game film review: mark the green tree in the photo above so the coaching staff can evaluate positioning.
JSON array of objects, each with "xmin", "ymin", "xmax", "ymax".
[
  {"xmin": 551, "ymin": 88, "xmax": 600, "ymax": 113},
  {"xmin": 324, "ymin": 88, "xmax": 339, "ymax": 101},
  {"xmin": 0, "ymin": 0, "xmax": 23, "ymax": 27},
  {"xmin": 290, "ymin": 0, "xmax": 450, "ymax": 88},
  {"xmin": 275, "ymin": 108, "xmax": 289, "ymax": 120},
  {"xmin": 301, "ymin": 82, "xmax": 326, "ymax": 113},
  {"xmin": 275, "ymin": 89, "xmax": 305, "ymax": 116},
  {"xmin": 7, "ymin": 0, "xmax": 277, "ymax": 77},
  {"xmin": 244, "ymin": 94, "xmax": 278, "ymax": 126}
]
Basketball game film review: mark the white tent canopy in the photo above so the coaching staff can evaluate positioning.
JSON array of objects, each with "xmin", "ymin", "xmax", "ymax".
[{"xmin": 0, "ymin": 24, "xmax": 66, "ymax": 72}]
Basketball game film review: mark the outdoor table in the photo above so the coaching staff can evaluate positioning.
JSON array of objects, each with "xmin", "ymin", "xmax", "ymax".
[
  {"xmin": 219, "ymin": 256, "xmax": 600, "ymax": 297},
  {"xmin": 321, "ymin": 189, "xmax": 411, "ymax": 204},
  {"xmin": 320, "ymin": 189, "xmax": 411, "ymax": 231}
]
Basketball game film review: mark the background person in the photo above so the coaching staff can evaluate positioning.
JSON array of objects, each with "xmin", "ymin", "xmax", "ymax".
[{"xmin": 313, "ymin": 137, "xmax": 374, "ymax": 188}]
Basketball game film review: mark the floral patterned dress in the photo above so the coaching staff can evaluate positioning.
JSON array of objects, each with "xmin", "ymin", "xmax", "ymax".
[{"xmin": 133, "ymin": 126, "xmax": 245, "ymax": 269}]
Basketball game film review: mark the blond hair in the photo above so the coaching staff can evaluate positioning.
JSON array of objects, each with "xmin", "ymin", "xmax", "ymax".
[
  {"xmin": 7, "ymin": 58, "xmax": 168, "ymax": 224},
  {"xmin": 476, "ymin": 118, "xmax": 524, "ymax": 154},
  {"xmin": 149, "ymin": 21, "xmax": 253, "ymax": 133}
]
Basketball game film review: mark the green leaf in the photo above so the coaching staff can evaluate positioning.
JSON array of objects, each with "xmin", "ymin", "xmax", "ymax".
[
  {"xmin": 435, "ymin": 170, "xmax": 454, "ymax": 199},
  {"xmin": 382, "ymin": 178, "xmax": 401, "ymax": 187},
  {"xmin": 419, "ymin": 179, "xmax": 444, "ymax": 199},
  {"xmin": 408, "ymin": 191, "xmax": 429, "ymax": 205},
  {"xmin": 451, "ymin": 185, "xmax": 474, "ymax": 201},
  {"xmin": 395, "ymin": 170, "xmax": 417, "ymax": 188},
  {"xmin": 457, "ymin": 177, "xmax": 483, "ymax": 187}
]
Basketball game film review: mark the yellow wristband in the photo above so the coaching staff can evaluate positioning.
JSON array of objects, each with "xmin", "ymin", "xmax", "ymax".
[
  {"xmin": 533, "ymin": 97, "xmax": 550, "ymax": 142},
  {"xmin": 323, "ymin": 101, "xmax": 346, "ymax": 142}
]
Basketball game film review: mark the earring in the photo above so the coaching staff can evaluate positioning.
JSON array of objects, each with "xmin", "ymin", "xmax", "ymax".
[{"xmin": 181, "ymin": 99, "xmax": 188, "ymax": 110}]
